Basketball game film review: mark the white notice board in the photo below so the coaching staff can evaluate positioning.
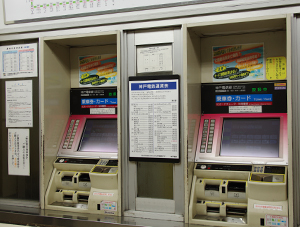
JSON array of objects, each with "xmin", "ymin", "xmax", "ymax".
[
  {"xmin": 0, "ymin": 43, "xmax": 38, "ymax": 79},
  {"xmin": 129, "ymin": 75, "xmax": 180, "ymax": 162},
  {"xmin": 5, "ymin": 80, "xmax": 33, "ymax": 128},
  {"xmin": 4, "ymin": 0, "xmax": 208, "ymax": 23},
  {"xmin": 8, "ymin": 128, "xmax": 30, "ymax": 176}
]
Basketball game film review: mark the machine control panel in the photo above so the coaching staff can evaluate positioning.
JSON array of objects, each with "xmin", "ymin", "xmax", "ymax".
[
  {"xmin": 200, "ymin": 119, "xmax": 216, "ymax": 153},
  {"xmin": 63, "ymin": 119, "xmax": 80, "ymax": 149}
]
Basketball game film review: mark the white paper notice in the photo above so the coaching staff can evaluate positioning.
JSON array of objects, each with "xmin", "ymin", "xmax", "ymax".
[
  {"xmin": 0, "ymin": 43, "xmax": 38, "ymax": 79},
  {"xmin": 137, "ymin": 46, "xmax": 173, "ymax": 73},
  {"xmin": 6, "ymin": 80, "xmax": 33, "ymax": 127},
  {"xmin": 8, "ymin": 128, "xmax": 30, "ymax": 176},
  {"xmin": 129, "ymin": 79, "xmax": 179, "ymax": 160}
]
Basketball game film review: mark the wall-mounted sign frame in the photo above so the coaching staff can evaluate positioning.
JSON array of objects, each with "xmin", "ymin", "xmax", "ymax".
[
  {"xmin": 129, "ymin": 75, "xmax": 180, "ymax": 163},
  {"xmin": 3, "ymin": 0, "xmax": 227, "ymax": 24}
]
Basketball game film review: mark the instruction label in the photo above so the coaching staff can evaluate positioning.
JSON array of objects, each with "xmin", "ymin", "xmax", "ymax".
[
  {"xmin": 265, "ymin": 214, "xmax": 288, "ymax": 227},
  {"xmin": 266, "ymin": 57, "xmax": 286, "ymax": 80},
  {"xmin": 6, "ymin": 80, "xmax": 33, "ymax": 127},
  {"xmin": 254, "ymin": 204, "xmax": 283, "ymax": 211},
  {"xmin": 100, "ymin": 201, "xmax": 117, "ymax": 211},
  {"xmin": 8, "ymin": 129, "xmax": 30, "ymax": 176},
  {"xmin": 137, "ymin": 45, "xmax": 173, "ymax": 73}
]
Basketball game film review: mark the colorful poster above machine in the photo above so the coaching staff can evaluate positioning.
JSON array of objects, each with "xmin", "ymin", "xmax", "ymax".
[
  {"xmin": 79, "ymin": 54, "xmax": 117, "ymax": 87},
  {"xmin": 213, "ymin": 43, "xmax": 264, "ymax": 82}
]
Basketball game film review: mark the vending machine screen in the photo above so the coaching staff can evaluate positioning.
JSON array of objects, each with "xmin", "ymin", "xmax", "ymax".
[
  {"xmin": 78, "ymin": 119, "xmax": 118, "ymax": 153},
  {"xmin": 220, "ymin": 118, "xmax": 280, "ymax": 158}
]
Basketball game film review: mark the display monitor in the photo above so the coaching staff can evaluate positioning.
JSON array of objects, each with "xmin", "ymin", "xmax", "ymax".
[
  {"xmin": 195, "ymin": 113, "xmax": 288, "ymax": 164},
  {"xmin": 78, "ymin": 119, "xmax": 117, "ymax": 153},
  {"xmin": 58, "ymin": 114, "xmax": 118, "ymax": 159},
  {"xmin": 220, "ymin": 118, "xmax": 280, "ymax": 158}
]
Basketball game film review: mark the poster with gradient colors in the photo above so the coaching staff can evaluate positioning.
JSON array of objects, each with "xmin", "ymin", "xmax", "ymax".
[
  {"xmin": 213, "ymin": 43, "xmax": 264, "ymax": 82},
  {"xmin": 79, "ymin": 54, "xmax": 117, "ymax": 87}
]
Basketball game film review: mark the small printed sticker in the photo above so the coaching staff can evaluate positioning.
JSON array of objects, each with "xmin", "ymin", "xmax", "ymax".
[
  {"xmin": 100, "ymin": 201, "xmax": 117, "ymax": 211},
  {"xmin": 229, "ymin": 106, "xmax": 262, "ymax": 113},
  {"xmin": 265, "ymin": 214, "xmax": 288, "ymax": 226},
  {"xmin": 93, "ymin": 192, "xmax": 114, "ymax": 197},
  {"xmin": 90, "ymin": 108, "xmax": 115, "ymax": 114},
  {"xmin": 274, "ymin": 83, "xmax": 286, "ymax": 90},
  {"xmin": 254, "ymin": 204, "xmax": 283, "ymax": 211}
]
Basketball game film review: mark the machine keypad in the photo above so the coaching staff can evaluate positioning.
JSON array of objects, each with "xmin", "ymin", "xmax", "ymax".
[
  {"xmin": 63, "ymin": 119, "xmax": 80, "ymax": 149},
  {"xmin": 200, "ymin": 119, "xmax": 215, "ymax": 153},
  {"xmin": 99, "ymin": 159, "xmax": 109, "ymax": 166}
]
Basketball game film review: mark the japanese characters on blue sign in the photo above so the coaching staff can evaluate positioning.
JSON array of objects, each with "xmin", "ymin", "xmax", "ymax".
[
  {"xmin": 81, "ymin": 98, "xmax": 117, "ymax": 105},
  {"xmin": 131, "ymin": 82, "xmax": 176, "ymax": 90},
  {"xmin": 216, "ymin": 94, "xmax": 272, "ymax": 103}
]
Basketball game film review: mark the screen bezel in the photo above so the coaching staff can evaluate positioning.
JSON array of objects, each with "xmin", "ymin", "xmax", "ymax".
[
  {"xmin": 58, "ymin": 114, "xmax": 118, "ymax": 159},
  {"xmin": 195, "ymin": 113, "xmax": 288, "ymax": 165}
]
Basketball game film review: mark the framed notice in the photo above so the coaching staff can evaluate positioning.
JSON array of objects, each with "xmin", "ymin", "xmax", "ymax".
[
  {"xmin": 6, "ymin": 80, "xmax": 33, "ymax": 127},
  {"xmin": 129, "ymin": 75, "xmax": 180, "ymax": 162},
  {"xmin": 8, "ymin": 128, "xmax": 30, "ymax": 176},
  {"xmin": 0, "ymin": 43, "xmax": 38, "ymax": 79},
  {"xmin": 4, "ymin": 0, "xmax": 215, "ymax": 24}
]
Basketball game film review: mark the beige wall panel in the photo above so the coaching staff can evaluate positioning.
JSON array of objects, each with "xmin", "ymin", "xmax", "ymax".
[
  {"xmin": 43, "ymin": 41, "xmax": 71, "ymax": 200},
  {"xmin": 184, "ymin": 27, "xmax": 202, "ymax": 223}
]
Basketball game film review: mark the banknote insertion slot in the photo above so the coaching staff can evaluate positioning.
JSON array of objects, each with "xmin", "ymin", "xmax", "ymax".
[
  {"xmin": 228, "ymin": 182, "xmax": 246, "ymax": 192},
  {"xmin": 63, "ymin": 194, "xmax": 73, "ymax": 201},
  {"xmin": 79, "ymin": 173, "xmax": 90, "ymax": 182},
  {"xmin": 62, "ymin": 176, "xmax": 73, "ymax": 182},
  {"xmin": 207, "ymin": 205, "xmax": 220, "ymax": 213},
  {"xmin": 78, "ymin": 194, "xmax": 89, "ymax": 202},
  {"xmin": 226, "ymin": 206, "xmax": 247, "ymax": 216},
  {"xmin": 205, "ymin": 184, "xmax": 219, "ymax": 191}
]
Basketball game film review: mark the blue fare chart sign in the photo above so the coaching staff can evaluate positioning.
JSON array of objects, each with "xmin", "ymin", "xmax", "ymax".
[
  {"xmin": 129, "ymin": 76, "xmax": 180, "ymax": 162},
  {"xmin": 131, "ymin": 82, "xmax": 177, "ymax": 90}
]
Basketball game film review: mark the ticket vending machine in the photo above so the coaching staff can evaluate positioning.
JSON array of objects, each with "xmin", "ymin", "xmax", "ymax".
[
  {"xmin": 45, "ymin": 87, "xmax": 119, "ymax": 215},
  {"xmin": 189, "ymin": 82, "xmax": 289, "ymax": 226}
]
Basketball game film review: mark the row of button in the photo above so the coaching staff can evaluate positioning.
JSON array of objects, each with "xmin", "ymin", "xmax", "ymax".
[
  {"xmin": 99, "ymin": 159, "xmax": 109, "ymax": 166},
  {"xmin": 253, "ymin": 166, "xmax": 264, "ymax": 173},
  {"xmin": 200, "ymin": 119, "xmax": 215, "ymax": 153},
  {"xmin": 62, "ymin": 119, "xmax": 80, "ymax": 149}
]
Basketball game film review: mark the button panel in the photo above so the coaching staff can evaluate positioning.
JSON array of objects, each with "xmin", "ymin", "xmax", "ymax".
[
  {"xmin": 62, "ymin": 119, "xmax": 80, "ymax": 149},
  {"xmin": 253, "ymin": 165, "xmax": 264, "ymax": 173},
  {"xmin": 200, "ymin": 119, "xmax": 215, "ymax": 153}
]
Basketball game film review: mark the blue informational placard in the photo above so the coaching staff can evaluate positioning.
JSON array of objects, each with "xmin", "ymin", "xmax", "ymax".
[
  {"xmin": 81, "ymin": 98, "xmax": 117, "ymax": 105},
  {"xmin": 215, "ymin": 94, "xmax": 272, "ymax": 103}
]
